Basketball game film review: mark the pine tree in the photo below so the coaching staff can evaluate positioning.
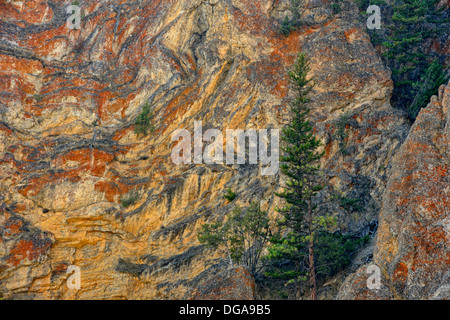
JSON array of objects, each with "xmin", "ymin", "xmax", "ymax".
[
  {"xmin": 266, "ymin": 53, "xmax": 335, "ymax": 300},
  {"xmin": 409, "ymin": 59, "xmax": 447, "ymax": 119},
  {"xmin": 383, "ymin": 0, "xmax": 448, "ymax": 119}
]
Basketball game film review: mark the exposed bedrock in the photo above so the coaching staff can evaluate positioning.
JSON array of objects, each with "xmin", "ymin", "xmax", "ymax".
[{"xmin": 0, "ymin": 0, "xmax": 415, "ymax": 299}]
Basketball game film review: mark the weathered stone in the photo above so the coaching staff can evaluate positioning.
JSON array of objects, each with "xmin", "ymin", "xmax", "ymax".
[
  {"xmin": 0, "ymin": 0, "xmax": 424, "ymax": 300},
  {"xmin": 189, "ymin": 266, "xmax": 256, "ymax": 300},
  {"xmin": 338, "ymin": 82, "xmax": 450, "ymax": 300}
]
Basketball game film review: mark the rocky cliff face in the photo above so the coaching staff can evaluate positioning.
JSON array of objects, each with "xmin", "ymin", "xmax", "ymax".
[
  {"xmin": 0, "ymin": 0, "xmax": 441, "ymax": 300},
  {"xmin": 189, "ymin": 266, "xmax": 256, "ymax": 300},
  {"xmin": 338, "ymin": 82, "xmax": 450, "ymax": 300}
]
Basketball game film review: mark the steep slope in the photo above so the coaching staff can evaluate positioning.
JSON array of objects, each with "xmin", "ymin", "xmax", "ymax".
[
  {"xmin": 338, "ymin": 82, "xmax": 450, "ymax": 300},
  {"xmin": 0, "ymin": 0, "xmax": 409, "ymax": 299}
]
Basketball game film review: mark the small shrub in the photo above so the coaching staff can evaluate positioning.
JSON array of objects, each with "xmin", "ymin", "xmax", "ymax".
[
  {"xmin": 223, "ymin": 188, "xmax": 236, "ymax": 201},
  {"xmin": 280, "ymin": 15, "xmax": 295, "ymax": 36},
  {"xmin": 280, "ymin": 291, "xmax": 289, "ymax": 300},
  {"xmin": 332, "ymin": 3, "xmax": 342, "ymax": 14},
  {"xmin": 134, "ymin": 101, "xmax": 155, "ymax": 136},
  {"xmin": 279, "ymin": 0, "xmax": 301, "ymax": 36},
  {"xmin": 34, "ymin": 94, "xmax": 43, "ymax": 102},
  {"xmin": 198, "ymin": 201, "xmax": 271, "ymax": 275},
  {"xmin": 334, "ymin": 111, "xmax": 351, "ymax": 155},
  {"xmin": 120, "ymin": 190, "xmax": 139, "ymax": 208}
]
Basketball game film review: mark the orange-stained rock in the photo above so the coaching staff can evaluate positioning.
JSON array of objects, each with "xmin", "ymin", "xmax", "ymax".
[
  {"xmin": 0, "ymin": 0, "xmax": 420, "ymax": 300},
  {"xmin": 338, "ymin": 82, "xmax": 450, "ymax": 300}
]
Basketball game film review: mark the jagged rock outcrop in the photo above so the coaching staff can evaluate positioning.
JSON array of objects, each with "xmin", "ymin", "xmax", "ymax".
[
  {"xmin": 338, "ymin": 82, "xmax": 450, "ymax": 300},
  {"xmin": 1, "ymin": 0, "xmax": 411, "ymax": 299}
]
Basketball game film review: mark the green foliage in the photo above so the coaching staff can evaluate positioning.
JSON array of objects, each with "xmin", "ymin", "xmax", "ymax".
[
  {"xmin": 34, "ymin": 94, "xmax": 43, "ymax": 102},
  {"xmin": 266, "ymin": 53, "xmax": 336, "ymax": 299},
  {"xmin": 223, "ymin": 188, "xmax": 236, "ymax": 201},
  {"xmin": 332, "ymin": 1, "xmax": 342, "ymax": 14},
  {"xmin": 228, "ymin": 202, "xmax": 272, "ymax": 275},
  {"xmin": 265, "ymin": 232, "xmax": 308, "ymax": 282},
  {"xmin": 291, "ymin": 0, "xmax": 301, "ymax": 21},
  {"xmin": 339, "ymin": 196, "xmax": 363, "ymax": 213},
  {"xmin": 198, "ymin": 221, "xmax": 228, "ymax": 249},
  {"xmin": 198, "ymin": 202, "xmax": 272, "ymax": 275},
  {"xmin": 266, "ymin": 229, "xmax": 370, "ymax": 293},
  {"xmin": 356, "ymin": 0, "xmax": 448, "ymax": 120},
  {"xmin": 279, "ymin": 0, "xmax": 301, "ymax": 36},
  {"xmin": 409, "ymin": 60, "xmax": 447, "ymax": 119},
  {"xmin": 333, "ymin": 111, "xmax": 351, "ymax": 156},
  {"xmin": 355, "ymin": 0, "xmax": 387, "ymax": 11},
  {"xmin": 355, "ymin": 0, "xmax": 369, "ymax": 11},
  {"xmin": 314, "ymin": 232, "xmax": 370, "ymax": 277},
  {"xmin": 275, "ymin": 53, "xmax": 324, "ymax": 225},
  {"xmin": 134, "ymin": 101, "xmax": 155, "ymax": 136},
  {"xmin": 119, "ymin": 190, "xmax": 139, "ymax": 208},
  {"xmin": 71, "ymin": 0, "xmax": 80, "ymax": 6},
  {"xmin": 266, "ymin": 53, "xmax": 369, "ymax": 299},
  {"xmin": 380, "ymin": 0, "xmax": 448, "ymax": 120},
  {"xmin": 280, "ymin": 15, "xmax": 296, "ymax": 36}
]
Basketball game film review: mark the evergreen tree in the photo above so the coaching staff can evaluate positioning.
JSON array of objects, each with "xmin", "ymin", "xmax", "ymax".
[
  {"xmin": 383, "ymin": 0, "xmax": 448, "ymax": 119},
  {"xmin": 314, "ymin": 232, "xmax": 369, "ymax": 277},
  {"xmin": 409, "ymin": 59, "xmax": 447, "ymax": 119},
  {"xmin": 266, "ymin": 53, "xmax": 335, "ymax": 300}
]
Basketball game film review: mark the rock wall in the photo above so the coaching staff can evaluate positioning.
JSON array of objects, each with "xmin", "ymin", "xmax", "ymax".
[
  {"xmin": 0, "ymin": 0, "xmax": 410, "ymax": 299},
  {"xmin": 338, "ymin": 82, "xmax": 450, "ymax": 300},
  {"xmin": 189, "ymin": 266, "xmax": 256, "ymax": 300}
]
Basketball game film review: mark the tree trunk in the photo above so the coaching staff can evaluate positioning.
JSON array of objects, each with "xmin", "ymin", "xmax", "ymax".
[
  {"xmin": 308, "ymin": 197, "xmax": 317, "ymax": 300},
  {"xmin": 308, "ymin": 237, "xmax": 316, "ymax": 300},
  {"xmin": 295, "ymin": 262, "xmax": 301, "ymax": 300},
  {"xmin": 222, "ymin": 232, "xmax": 234, "ymax": 268},
  {"xmin": 226, "ymin": 246, "xmax": 234, "ymax": 268}
]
